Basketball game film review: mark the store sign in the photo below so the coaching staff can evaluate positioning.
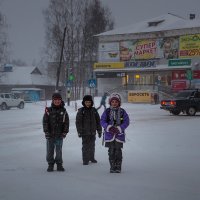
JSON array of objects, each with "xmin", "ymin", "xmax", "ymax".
[
  {"xmin": 96, "ymin": 72, "xmax": 126, "ymax": 78},
  {"xmin": 171, "ymin": 80, "xmax": 187, "ymax": 91},
  {"xmin": 168, "ymin": 59, "xmax": 191, "ymax": 66},
  {"xmin": 172, "ymin": 70, "xmax": 186, "ymax": 80},
  {"xmin": 125, "ymin": 60, "xmax": 157, "ymax": 68},
  {"xmin": 193, "ymin": 70, "xmax": 200, "ymax": 79},
  {"xmin": 128, "ymin": 91, "xmax": 151, "ymax": 103},
  {"xmin": 93, "ymin": 62, "xmax": 124, "ymax": 69},
  {"xmin": 186, "ymin": 70, "xmax": 193, "ymax": 80}
]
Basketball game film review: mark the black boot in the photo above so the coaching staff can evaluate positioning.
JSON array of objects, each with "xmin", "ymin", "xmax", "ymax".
[
  {"xmin": 109, "ymin": 160, "xmax": 115, "ymax": 173},
  {"xmin": 115, "ymin": 161, "xmax": 122, "ymax": 173},
  {"xmin": 47, "ymin": 164, "xmax": 54, "ymax": 172},
  {"xmin": 90, "ymin": 158, "xmax": 97, "ymax": 163},
  {"xmin": 83, "ymin": 160, "xmax": 89, "ymax": 165},
  {"xmin": 57, "ymin": 164, "xmax": 65, "ymax": 171}
]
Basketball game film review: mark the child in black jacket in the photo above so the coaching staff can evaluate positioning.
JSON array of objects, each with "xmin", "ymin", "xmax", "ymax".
[
  {"xmin": 43, "ymin": 92, "xmax": 69, "ymax": 172},
  {"xmin": 76, "ymin": 95, "xmax": 102, "ymax": 165}
]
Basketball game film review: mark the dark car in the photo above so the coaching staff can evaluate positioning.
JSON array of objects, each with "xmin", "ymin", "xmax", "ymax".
[{"xmin": 160, "ymin": 89, "xmax": 200, "ymax": 116}]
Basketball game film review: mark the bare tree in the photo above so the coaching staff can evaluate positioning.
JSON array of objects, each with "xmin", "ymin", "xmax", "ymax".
[
  {"xmin": 43, "ymin": 0, "xmax": 114, "ymax": 99},
  {"xmin": 0, "ymin": 6, "xmax": 9, "ymax": 64}
]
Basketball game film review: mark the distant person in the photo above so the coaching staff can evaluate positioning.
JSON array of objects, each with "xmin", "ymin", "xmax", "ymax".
[
  {"xmin": 154, "ymin": 93, "xmax": 159, "ymax": 104},
  {"xmin": 42, "ymin": 92, "xmax": 69, "ymax": 172},
  {"xmin": 96, "ymin": 92, "xmax": 108, "ymax": 111},
  {"xmin": 76, "ymin": 95, "xmax": 102, "ymax": 165},
  {"xmin": 67, "ymin": 90, "xmax": 71, "ymax": 106},
  {"xmin": 100, "ymin": 93, "xmax": 130, "ymax": 173}
]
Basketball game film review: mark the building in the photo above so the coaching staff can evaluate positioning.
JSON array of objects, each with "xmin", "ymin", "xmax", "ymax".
[
  {"xmin": 0, "ymin": 64, "xmax": 59, "ymax": 101},
  {"xmin": 94, "ymin": 13, "xmax": 200, "ymax": 103}
]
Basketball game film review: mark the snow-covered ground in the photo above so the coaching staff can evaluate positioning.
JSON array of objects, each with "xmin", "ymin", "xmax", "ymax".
[{"xmin": 0, "ymin": 97, "xmax": 200, "ymax": 200}]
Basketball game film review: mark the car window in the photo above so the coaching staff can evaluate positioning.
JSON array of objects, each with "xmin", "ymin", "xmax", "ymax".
[
  {"xmin": 194, "ymin": 92, "xmax": 200, "ymax": 98},
  {"xmin": 5, "ymin": 94, "xmax": 10, "ymax": 98},
  {"xmin": 175, "ymin": 91, "xmax": 193, "ymax": 98}
]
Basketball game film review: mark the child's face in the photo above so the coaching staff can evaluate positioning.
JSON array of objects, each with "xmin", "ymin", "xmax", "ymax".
[
  {"xmin": 85, "ymin": 100, "xmax": 92, "ymax": 108},
  {"xmin": 110, "ymin": 99, "xmax": 120, "ymax": 108},
  {"xmin": 53, "ymin": 98, "xmax": 62, "ymax": 106}
]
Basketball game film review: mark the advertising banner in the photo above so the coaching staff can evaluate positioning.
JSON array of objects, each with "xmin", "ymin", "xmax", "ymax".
[
  {"xmin": 158, "ymin": 37, "xmax": 179, "ymax": 59},
  {"xmin": 119, "ymin": 37, "xmax": 178, "ymax": 61},
  {"xmin": 179, "ymin": 34, "xmax": 200, "ymax": 58},
  {"xmin": 120, "ymin": 39, "xmax": 159, "ymax": 61},
  {"xmin": 98, "ymin": 42, "xmax": 120, "ymax": 62},
  {"xmin": 128, "ymin": 91, "xmax": 152, "ymax": 103}
]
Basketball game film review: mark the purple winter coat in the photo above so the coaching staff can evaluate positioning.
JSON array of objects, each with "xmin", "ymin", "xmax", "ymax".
[{"xmin": 100, "ymin": 108, "xmax": 130, "ymax": 143}]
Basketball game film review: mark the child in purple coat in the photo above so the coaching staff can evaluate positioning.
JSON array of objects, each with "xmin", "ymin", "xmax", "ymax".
[{"xmin": 100, "ymin": 93, "xmax": 129, "ymax": 173}]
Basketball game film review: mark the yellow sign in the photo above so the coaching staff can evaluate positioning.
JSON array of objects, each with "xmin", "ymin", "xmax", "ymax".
[
  {"xmin": 128, "ymin": 91, "xmax": 151, "ymax": 103},
  {"xmin": 179, "ymin": 34, "xmax": 200, "ymax": 58},
  {"xmin": 94, "ymin": 62, "xmax": 124, "ymax": 69}
]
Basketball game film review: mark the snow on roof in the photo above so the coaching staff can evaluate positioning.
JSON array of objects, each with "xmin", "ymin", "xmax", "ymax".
[
  {"xmin": 97, "ymin": 13, "xmax": 200, "ymax": 36},
  {"xmin": 0, "ymin": 66, "xmax": 53, "ymax": 85}
]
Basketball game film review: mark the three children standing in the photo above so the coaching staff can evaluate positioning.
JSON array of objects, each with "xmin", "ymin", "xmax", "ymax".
[{"xmin": 43, "ymin": 92, "xmax": 129, "ymax": 173}]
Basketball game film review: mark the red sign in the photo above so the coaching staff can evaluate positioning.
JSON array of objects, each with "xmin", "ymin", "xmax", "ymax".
[
  {"xmin": 193, "ymin": 70, "xmax": 200, "ymax": 79},
  {"xmin": 172, "ymin": 70, "xmax": 186, "ymax": 80},
  {"xmin": 172, "ymin": 80, "xmax": 187, "ymax": 91}
]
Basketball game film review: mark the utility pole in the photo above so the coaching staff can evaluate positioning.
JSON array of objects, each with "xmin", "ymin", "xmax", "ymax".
[{"xmin": 55, "ymin": 27, "xmax": 67, "ymax": 91}]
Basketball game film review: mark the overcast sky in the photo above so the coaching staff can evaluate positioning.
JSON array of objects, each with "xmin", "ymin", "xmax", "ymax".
[{"xmin": 1, "ymin": 0, "xmax": 200, "ymax": 65}]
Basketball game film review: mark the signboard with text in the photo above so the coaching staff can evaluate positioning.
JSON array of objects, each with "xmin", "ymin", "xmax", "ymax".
[
  {"xmin": 96, "ymin": 72, "xmax": 126, "ymax": 78},
  {"xmin": 128, "ymin": 91, "xmax": 151, "ymax": 103},
  {"xmin": 168, "ymin": 59, "xmax": 191, "ymax": 66},
  {"xmin": 179, "ymin": 34, "xmax": 200, "ymax": 58}
]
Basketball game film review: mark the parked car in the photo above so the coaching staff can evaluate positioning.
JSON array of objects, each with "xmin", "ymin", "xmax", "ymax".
[
  {"xmin": 0, "ymin": 93, "xmax": 25, "ymax": 110},
  {"xmin": 160, "ymin": 89, "xmax": 200, "ymax": 116}
]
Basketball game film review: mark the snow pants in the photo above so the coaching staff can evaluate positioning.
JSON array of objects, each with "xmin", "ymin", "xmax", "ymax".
[
  {"xmin": 106, "ymin": 141, "xmax": 123, "ymax": 162},
  {"xmin": 81, "ymin": 135, "xmax": 96, "ymax": 162},
  {"xmin": 46, "ymin": 138, "xmax": 63, "ymax": 164}
]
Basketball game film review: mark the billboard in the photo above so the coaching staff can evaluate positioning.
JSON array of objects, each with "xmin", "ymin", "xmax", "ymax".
[
  {"xmin": 179, "ymin": 34, "xmax": 200, "ymax": 58},
  {"xmin": 98, "ymin": 42, "xmax": 120, "ymax": 62},
  {"xmin": 119, "ymin": 37, "xmax": 179, "ymax": 61}
]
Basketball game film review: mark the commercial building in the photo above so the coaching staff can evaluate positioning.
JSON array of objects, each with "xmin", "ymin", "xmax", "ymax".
[{"xmin": 94, "ymin": 14, "xmax": 200, "ymax": 102}]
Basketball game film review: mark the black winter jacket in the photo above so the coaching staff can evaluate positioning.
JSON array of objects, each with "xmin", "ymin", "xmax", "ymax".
[
  {"xmin": 76, "ymin": 107, "xmax": 102, "ymax": 136},
  {"xmin": 43, "ymin": 102, "xmax": 69, "ymax": 138}
]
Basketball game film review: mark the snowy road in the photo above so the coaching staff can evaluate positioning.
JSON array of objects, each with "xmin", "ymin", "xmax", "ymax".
[{"xmin": 0, "ymin": 99, "xmax": 200, "ymax": 200}]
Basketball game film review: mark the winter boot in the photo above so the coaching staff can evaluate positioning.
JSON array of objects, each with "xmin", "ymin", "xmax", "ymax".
[
  {"xmin": 47, "ymin": 164, "xmax": 54, "ymax": 172},
  {"xmin": 90, "ymin": 158, "xmax": 97, "ymax": 163},
  {"xmin": 115, "ymin": 161, "xmax": 122, "ymax": 173},
  {"xmin": 57, "ymin": 164, "xmax": 65, "ymax": 171},
  {"xmin": 109, "ymin": 160, "xmax": 115, "ymax": 173},
  {"xmin": 83, "ymin": 161, "xmax": 89, "ymax": 165}
]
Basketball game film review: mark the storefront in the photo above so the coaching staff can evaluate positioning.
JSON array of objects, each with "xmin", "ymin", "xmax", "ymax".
[{"xmin": 94, "ymin": 14, "xmax": 200, "ymax": 100}]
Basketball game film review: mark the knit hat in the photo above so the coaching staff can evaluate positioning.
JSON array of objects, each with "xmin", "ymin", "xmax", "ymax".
[
  {"xmin": 109, "ymin": 93, "xmax": 121, "ymax": 106},
  {"xmin": 82, "ymin": 95, "xmax": 94, "ymax": 106},
  {"xmin": 52, "ymin": 92, "xmax": 62, "ymax": 100}
]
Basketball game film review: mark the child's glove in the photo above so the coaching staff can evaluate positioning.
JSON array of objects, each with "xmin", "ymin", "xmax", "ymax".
[
  {"xmin": 45, "ymin": 132, "xmax": 51, "ymax": 139},
  {"xmin": 62, "ymin": 133, "xmax": 67, "ymax": 138},
  {"xmin": 78, "ymin": 133, "xmax": 82, "ymax": 138},
  {"xmin": 109, "ymin": 126, "xmax": 120, "ymax": 135},
  {"xmin": 98, "ymin": 132, "xmax": 102, "ymax": 138}
]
